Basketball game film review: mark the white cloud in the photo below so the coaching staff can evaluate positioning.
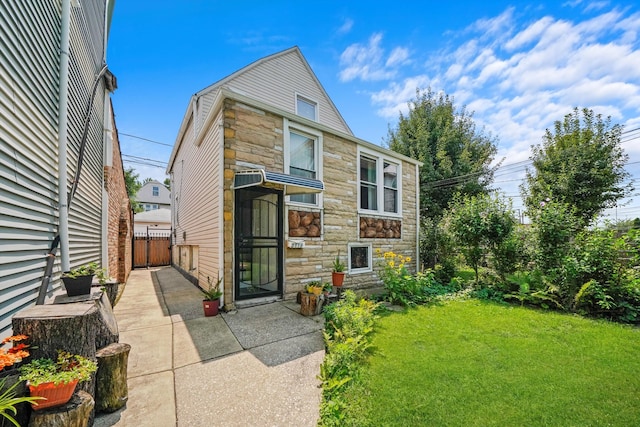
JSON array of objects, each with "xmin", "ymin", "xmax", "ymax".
[
  {"xmin": 338, "ymin": 33, "xmax": 410, "ymax": 82},
  {"xmin": 338, "ymin": 18, "xmax": 354, "ymax": 35},
  {"xmin": 354, "ymin": 5, "xmax": 639, "ymax": 215}
]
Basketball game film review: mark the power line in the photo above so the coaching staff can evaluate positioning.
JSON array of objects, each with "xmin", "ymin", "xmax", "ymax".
[
  {"xmin": 122, "ymin": 153, "xmax": 168, "ymax": 166},
  {"xmin": 119, "ymin": 132, "xmax": 173, "ymax": 147}
]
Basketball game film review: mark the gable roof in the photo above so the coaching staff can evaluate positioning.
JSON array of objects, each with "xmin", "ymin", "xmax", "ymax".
[
  {"xmin": 167, "ymin": 47, "xmax": 422, "ymax": 172},
  {"xmin": 195, "ymin": 46, "xmax": 351, "ymax": 132},
  {"xmin": 136, "ymin": 180, "xmax": 171, "ymax": 205}
]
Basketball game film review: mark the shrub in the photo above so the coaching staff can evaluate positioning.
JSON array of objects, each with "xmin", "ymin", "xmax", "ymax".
[{"xmin": 319, "ymin": 290, "xmax": 379, "ymax": 426}]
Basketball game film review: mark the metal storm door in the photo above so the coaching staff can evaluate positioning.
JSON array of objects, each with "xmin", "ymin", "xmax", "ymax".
[{"xmin": 234, "ymin": 187, "xmax": 283, "ymax": 300}]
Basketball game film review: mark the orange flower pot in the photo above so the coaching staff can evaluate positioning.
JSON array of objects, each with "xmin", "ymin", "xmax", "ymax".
[
  {"xmin": 332, "ymin": 271, "xmax": 345, "ymax": 287},
  {"xmin": 29, "ymin": 379, "xmax": 78, "ymax": 410}
]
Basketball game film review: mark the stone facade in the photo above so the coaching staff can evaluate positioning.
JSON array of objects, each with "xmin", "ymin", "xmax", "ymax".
[
  {"xmin": 359, "ymin": 216, "xmax": 402, "ymax": 239},
  {"xmin": 288, "ymin": 210, "xmax": 321, "ymax": 237},
  {"xmin": 221, "ymin": 99, "xmax": 419, "ymax": 301}
]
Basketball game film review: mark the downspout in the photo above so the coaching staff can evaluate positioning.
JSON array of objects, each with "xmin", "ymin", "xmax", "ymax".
[
  {"xmin": 218, "ymin": 119, "xmax": 225, "ymax": 309},
  {"xmin": 58, "ymin": 0, "xmax": 71, "ymax": 272}
]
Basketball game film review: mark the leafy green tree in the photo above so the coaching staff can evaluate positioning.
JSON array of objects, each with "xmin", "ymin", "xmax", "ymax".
[
  {"xmin": 124, "ymin": 167, "xmax": 143, "ymax": 213},
  {"xmin": 387, "ymin": 88, "xmax": 498, "ymax": 220},
  {"xmin": 445, "ymin": 194, "xmax": 516, "ymax": 283},
  {"xmin": 163, "ymin": 178, "xmax": 171, "ymax": 190},
  {"xmin": 521, "ymin": 108, "xmax": 631, "ymax": 227}
]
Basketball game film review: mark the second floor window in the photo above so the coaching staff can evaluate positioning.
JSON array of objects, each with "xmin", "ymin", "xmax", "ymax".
[
  {"xmin": 152, "ymin": 186, "xmax": 159, "ymax": 197},
  {"xmin": 296, "ymin": 95, "xmax": 317, "ymax": 121}
]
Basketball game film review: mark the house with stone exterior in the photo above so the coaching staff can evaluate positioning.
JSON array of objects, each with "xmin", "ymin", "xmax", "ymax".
[{"xmin": 167, "ymin": 46, "xmax": 421, "ymax": 310}]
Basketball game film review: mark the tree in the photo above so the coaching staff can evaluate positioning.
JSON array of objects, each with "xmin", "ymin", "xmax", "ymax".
[
  {"xmin": 387, "ymin": 88, "xmax": 498, "ymax": 220},
  {"xmin": 521, "ymin": 108, "xmax": 631, "ymax": 227},
  {"xmin": 444, "ymin": 193, "xmax": 516, "ymax": 283},
  {"xmin": 124, "ymin": 168, "xmax": 143, "ymax": 213},
  {"xmin": 163, "ymin": 178, "xmax": 171, "ymax": 190}
]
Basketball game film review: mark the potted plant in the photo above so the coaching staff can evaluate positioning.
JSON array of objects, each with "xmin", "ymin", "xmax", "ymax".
[
  {"xmin": 202, "ymin": 275, "xmax": 223, "ymax": 317},
  {"xmin": 305, "ymin": 282, "xmax": 323, "ymax": 296},
  {"xmin": 61, "ymin": 262, "xmax": 105, "ymax": 297},
  {"xmin": 0, "ymin": 335, "xmax": 41, "ymax": 426},
  {"xmin": 18, "ymin": 350, "xmax": 97, "ymax": 411},
  {"xmin": 322, "ymin": 282, "xmax": 332, "ymax": 297},
  {"xmin": 331, "ymin": 251, "xmax": 346, "ymax": 287}
]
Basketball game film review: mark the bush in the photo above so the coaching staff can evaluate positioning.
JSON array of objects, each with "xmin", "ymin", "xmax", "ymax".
[
  {"xmin": 319, "ymin": 291, "xmax": 379, "ymax": 426},
  {"xmin": 377, "ymin": 250, "xmax": 453, "ymax": 306}
]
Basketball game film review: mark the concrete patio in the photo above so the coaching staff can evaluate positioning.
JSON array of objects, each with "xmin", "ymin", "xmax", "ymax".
[{"xmin": 95, "ymin": 266, "xmax": 325, "ymax": 427}]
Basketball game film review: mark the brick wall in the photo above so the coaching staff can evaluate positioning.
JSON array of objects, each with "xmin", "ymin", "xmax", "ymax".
[{"xmin": 106, "ymin": 102, "xmax": 132, "ymax": 283}]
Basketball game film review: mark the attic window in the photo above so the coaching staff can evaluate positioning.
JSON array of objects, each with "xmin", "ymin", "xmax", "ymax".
[{"xmin": 296, "ymin": 94, "xmax": 317, "ymax": 121}]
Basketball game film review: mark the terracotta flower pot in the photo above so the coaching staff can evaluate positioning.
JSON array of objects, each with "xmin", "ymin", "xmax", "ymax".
[
  {"xmin": 203, "ymin": 299, "xmax": 220, "ymax": 317},
  {"xmin": 332, "ymin": 271, "xmax": 345, "ymax": 287},
  {"xmin": 29, "ymin": 379, "xmax": 78, "ymax": 410}
]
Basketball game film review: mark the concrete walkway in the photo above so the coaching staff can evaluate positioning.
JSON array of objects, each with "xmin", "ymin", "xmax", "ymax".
[{"xmin": 95, "ymin": 267, "xmax": 325, "ymax": 427}]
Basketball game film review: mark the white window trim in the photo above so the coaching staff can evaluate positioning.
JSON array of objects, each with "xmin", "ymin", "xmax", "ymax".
[
  {"xmin": 357, "ymin": 146, "xmax": 402, "ymax": 218},
  {"xmin": 283, "ymin": 118, "xmax": 323, "ymax": 209},
  {"xmin": 295, "ymin": 92, "xmax": 319, "ymax": 122},
  {"xmin": 348, "ymin": 242, "xmax": 372, "ymax": 274}
]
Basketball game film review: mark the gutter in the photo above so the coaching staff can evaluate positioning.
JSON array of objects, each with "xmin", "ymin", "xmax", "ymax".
[{"xmin": 57, "ymin": 0, "xmax": 71, "ymax": 271}]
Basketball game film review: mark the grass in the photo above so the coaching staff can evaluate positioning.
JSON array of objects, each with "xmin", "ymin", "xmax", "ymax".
[{"xmin": 345, "ymin": 299, "xmax": 640, "ymax": 426}]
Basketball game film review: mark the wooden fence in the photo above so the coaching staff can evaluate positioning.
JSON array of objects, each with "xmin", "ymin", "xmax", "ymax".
[{"xmin": 133, "ymin": 229, "xmax": 171, "ymax": 268}]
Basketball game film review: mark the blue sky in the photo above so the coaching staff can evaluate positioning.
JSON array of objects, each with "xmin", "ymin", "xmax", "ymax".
[{"xmin": 107, "ymin": 0, "xmax": 640, "ymax": 221}]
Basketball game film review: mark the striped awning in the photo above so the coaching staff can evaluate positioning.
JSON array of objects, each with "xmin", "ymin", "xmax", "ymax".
[{"xmin": 233, "ymin": 169, "xmax": 324, "ymax": 195}]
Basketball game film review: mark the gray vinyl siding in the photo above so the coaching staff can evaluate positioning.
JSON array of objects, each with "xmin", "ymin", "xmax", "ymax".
[
  {"xmin": 0, "ymin": 0, "xmax": 60, "ymax": 334},
  {"xmin": 66, "ymin": 0, "xmax": 106, "ymax": 267},
  {"xmin": 172, "ymin": 111, "xmax": 224, "ymax": 284},
  {"xmin": 0, "ymin": 0, "xmax": 109, "ymax": 336},
  {"xmin": 196, "ymin": 50, "xmax": 351, "ymax": 136}
]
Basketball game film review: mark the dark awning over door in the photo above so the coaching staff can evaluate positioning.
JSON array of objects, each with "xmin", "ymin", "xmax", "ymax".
[{"xmin": 233, "ymin": 169, "xmax": 324, "ymax": 195}]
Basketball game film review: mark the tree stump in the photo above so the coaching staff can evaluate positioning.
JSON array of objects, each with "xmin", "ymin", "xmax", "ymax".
[
  {"xmin": 300, "ymin": 293, "xmax": 325, "ymax": 316},
  {"xmin": 12, "ymin": 291, "xmax": 119, "ymax": 361},
  {"xmin": 93, "ymin": 279, "xmax": 120, "ymax": 308},
  {"xmin": 13, "ymin": 304, "xmax": 99, "ymax": 361},
  {"xmin": 95, "ymin": 342, "xmax": 131, "ymax": 413},
  {"xmin": 28, "ymin": 390, "xmax": 94, "ymax": 427}
]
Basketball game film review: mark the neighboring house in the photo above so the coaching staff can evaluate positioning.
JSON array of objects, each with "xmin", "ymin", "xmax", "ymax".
[
  {"xmin": 0, "ymin": 1, "xmax": 132, "ymax": 335},
  {"xmin": 167, "ymin": 46, "xmax": 421, "ymax": 309},
  {"xmin": 136, "ymin": 180, "xmax": 171, "ymax": 211},
  {"xmin": 134, "ymin": 208, "xmax": 172, "ymax": 236}
]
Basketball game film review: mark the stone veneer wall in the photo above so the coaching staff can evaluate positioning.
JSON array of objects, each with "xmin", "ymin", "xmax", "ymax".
[
  {"xmin": 359, "ymin": 217, "xmax": 401, "ymax": 239},
  {"xmin": 288, "ymin": 210, "xmax": 321, "ymax": 237},
  {"xmin": 222, "ymin": 99, "xmax": 419, "ymax": 301}
]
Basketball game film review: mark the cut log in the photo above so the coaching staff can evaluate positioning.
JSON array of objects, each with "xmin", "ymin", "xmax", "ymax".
[
  {"xmin": 12, "ymin": 291, "xmax": 119, "ymax": 361},
  {"xmin": 95, "ymin": 342, "xmax": 131, "ymax": 413},
  {"xmin": 300, "ymin": 293, "xmax": 324, "ymax": 316},
  {"xmin": 28, "ymin": 390, "xmax": 94, "ymax": 427}
]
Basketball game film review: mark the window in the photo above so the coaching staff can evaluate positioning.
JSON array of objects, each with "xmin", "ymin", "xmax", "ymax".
[
  {"xmin": 289, "ymin": 130, "xmax": 318, "ymax": 205},
  {"xmin": 349, "ymin": 243, "xmax": 372, "ymax": 273},
  {"xmin": 359, "ymin": 151, "xmax": 401, "ymax": 215},
  {"xmin": 152, "ymin": 186, "xmax": 159, "ymax": 197},
  {"xmin": 360, "ymin": 156, "xmax": 377, "ymax": 210},
  {"xmin": 144, "ymin": 204, "xmax": 159, "ymax": 211},
  {"xmin": 296, "ymin": 95, "xmax": 317, "ymax": 121},
  {"xmin": 383, "ymin": 162, "xmax": 398, "ymax": 213}
]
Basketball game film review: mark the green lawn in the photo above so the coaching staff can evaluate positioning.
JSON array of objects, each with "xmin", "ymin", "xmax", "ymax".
[{"xmin": 347, "ymin": 299, "xmax": 640, "ymax": 426}]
